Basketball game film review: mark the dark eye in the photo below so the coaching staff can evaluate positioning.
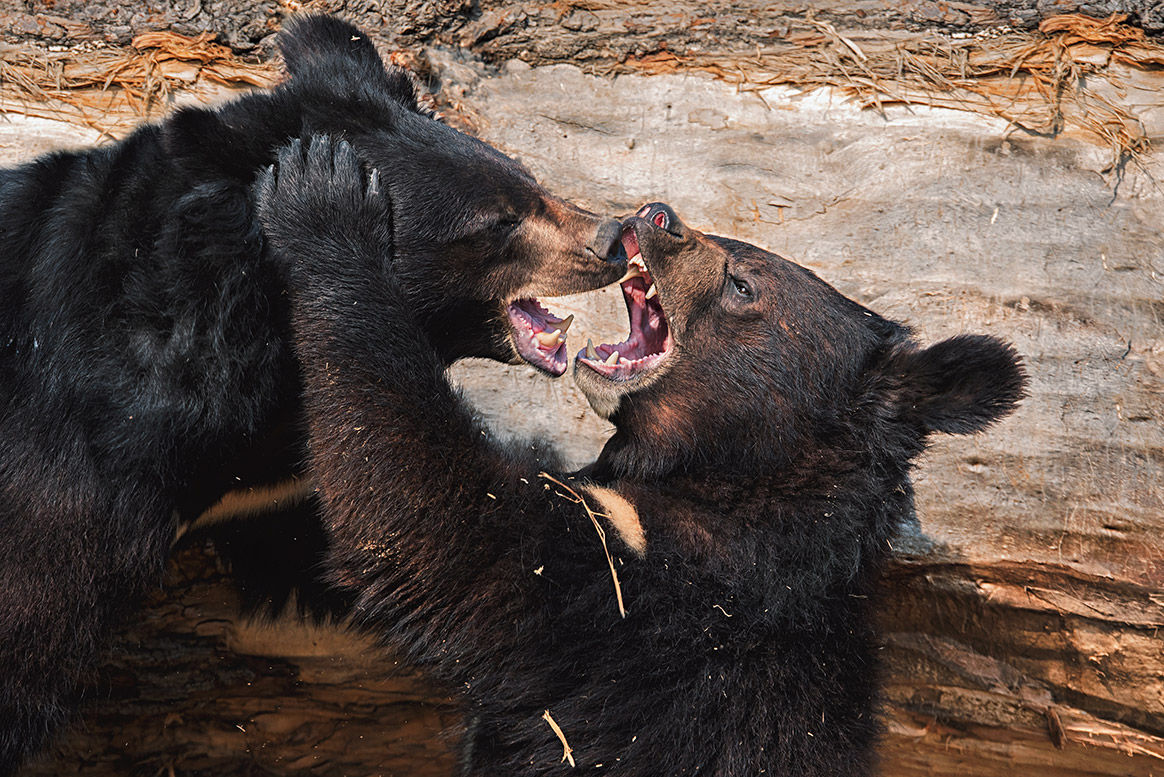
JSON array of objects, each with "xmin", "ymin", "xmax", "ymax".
[
  {"xmin": 729, "ymin": 274, "xmax": 754, "ymax": 301},
  {"xmin": 491, "ymin": 214, "xmax": 521, "ymax": 232}
]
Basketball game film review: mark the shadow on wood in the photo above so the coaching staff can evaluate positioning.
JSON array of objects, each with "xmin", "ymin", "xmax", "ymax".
[{"xmin": 20, "ymin": 541, "xmax": 1163, "ymax": 776}]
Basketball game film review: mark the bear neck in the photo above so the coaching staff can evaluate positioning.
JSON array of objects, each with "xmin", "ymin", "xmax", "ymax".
[
  {"xmin": 609, "ymin": 462, "xmax": 912, "ymax": 630},
  {"xmin": 595, "ymin": 397, "xmax": 855, "ymax": 484}
]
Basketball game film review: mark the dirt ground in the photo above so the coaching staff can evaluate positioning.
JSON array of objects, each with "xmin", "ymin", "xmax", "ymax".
[{"xmin": 2, "ymin": 4, "xmax": 1163, "ymax": 776}]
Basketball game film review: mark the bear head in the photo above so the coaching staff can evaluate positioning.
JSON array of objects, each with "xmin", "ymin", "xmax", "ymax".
[
  {"xmin": 179, "ymin": 15, "xmax": 628, "ymax": 375},
  {"xmin": 575, "ymin": 202, "xmax": 1027, "ymax": 482},
  {"xmin": 282, "ymin": 16, "xmax": 628, "ymax": 374}
]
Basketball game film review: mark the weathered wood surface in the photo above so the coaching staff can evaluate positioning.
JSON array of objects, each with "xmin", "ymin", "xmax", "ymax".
[
  {"xmin": 454, "ymin": 61, "xmax": 1164, "ymax": 773},
  {"xmin": 20, "ymin": 544, "xmax": 1162, "ymax": 776},
  {"xmin": 6, "ymin": 10, "xmax": 1164, "ymax": 777},
  {"xmin": 19, "ymin": 543, "xmax": 458, "ymax": 777}
]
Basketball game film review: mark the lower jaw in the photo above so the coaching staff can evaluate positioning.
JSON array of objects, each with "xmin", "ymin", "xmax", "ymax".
[
  {"xmin": 577, "ymin": 341, "xmax": 673, "ymax": 380},
  {"xmin": 530, "ymin": 359, "xmax": 568, "ymax": 377},
  {"xmin": 513, "ymin": 338, "xmax": 568, "ymax": 376},
  {"xmin": 574, "ymin": 369, "xmax": 627, "ymax": 419},
  {"xmin": 505, "ymin": 301, "xmax": 574, "ymax": 376}
]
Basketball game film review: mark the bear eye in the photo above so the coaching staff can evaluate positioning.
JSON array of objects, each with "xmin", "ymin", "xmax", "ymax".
[
  {"xmin": 728, "ymin": 274, "xmax": 755, "ymax": 302},
  {"xmin": 490, "ymin": 214, "xmax": 521, "ymax": 232}
]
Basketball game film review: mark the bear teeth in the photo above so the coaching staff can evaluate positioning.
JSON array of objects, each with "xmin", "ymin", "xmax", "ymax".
[
  {"xmin": 506, "ymin": 299, "xmax": 572, "ymax": 376},
  {"xmin": 536, "ymin": 329, "xmax": 564, "ymax": 348},
  {"xmin": 619, "ymin": 265, "xmax": 643, "ymax": 283},
  {"xmin": 618, "ymin": 254, "xmax": 649, "ymax": 284}
]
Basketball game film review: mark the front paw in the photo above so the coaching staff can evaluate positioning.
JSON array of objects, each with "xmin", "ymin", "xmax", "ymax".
[{"xmin": 256, "ymin": 135, "xmax": 392, "ymax": 276}]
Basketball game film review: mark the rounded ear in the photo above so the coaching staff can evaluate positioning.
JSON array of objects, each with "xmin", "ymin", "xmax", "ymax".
[
  {"xmin": 887, "ymin": 334, "xmax": 1027, "ymax": 435},
  {"xmin": 278, "ymin": 14, "xmax": 424, "ymax": 112}
]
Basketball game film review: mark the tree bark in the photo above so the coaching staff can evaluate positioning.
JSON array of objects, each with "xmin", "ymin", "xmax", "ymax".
[{"xmin": 4, "ymin": 1, "xmax": 1164, "ymax": 55}]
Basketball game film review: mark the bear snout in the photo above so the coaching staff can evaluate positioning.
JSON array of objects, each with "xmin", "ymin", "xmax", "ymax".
[
  {"xmin": 587, "ymin": 217, "xmax": 628, "ymax": 263},
  {"xmin": 635, "ymin": 202, "xmax": 681, "ymax": 234}
]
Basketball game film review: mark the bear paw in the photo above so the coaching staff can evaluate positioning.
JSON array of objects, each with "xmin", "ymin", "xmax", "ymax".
[{"xmin": 257, "ymin": 135, "xmax": 393, "ymax": 279}]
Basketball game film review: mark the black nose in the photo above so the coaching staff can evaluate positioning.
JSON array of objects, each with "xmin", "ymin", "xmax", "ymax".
[
  {"xmin": 589, "ymin": 217, "xmax": 628, "ymax": 263},
  {"xmin": 635, "ymin": 202, "xmax": 680, "ymax": 233}
]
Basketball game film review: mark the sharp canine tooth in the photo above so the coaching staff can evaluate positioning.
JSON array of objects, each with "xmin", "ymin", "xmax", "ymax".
[
  {"xmin": 558, "ymin": 314, "xmax": 574, "ymax": 333},
  {"xmin": 618, "ymin": 265, "xmax": 643, "ymax": 283},
  {"xmin": 646, "ymin": 283, "xmax": 658, "ymax": 300},
  {"xmin": 604, "ymin": 350, "xmax": 620, "ymax": 366},
  {"xmin": 536, "ymin": 329, "xmax": 563, "ymax": 348},
  {"xmin": 586, "ymin": 338, "xmax": 598, "ymax": 360}
]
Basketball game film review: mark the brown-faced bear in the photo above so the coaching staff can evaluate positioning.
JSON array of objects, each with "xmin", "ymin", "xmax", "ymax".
[
  {"xmin": 0, "ymin": 16, "xmax": 627, "ymax": 772},
  {"xmin": 257, "ymin": 137, "xmax": 1027, "ymax": 776}
]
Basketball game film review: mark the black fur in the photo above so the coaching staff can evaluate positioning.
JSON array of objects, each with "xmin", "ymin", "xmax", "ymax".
[
  {"xmin": 0, "ymin": 15, "xmax": 623, "ymax": 771},
  {"xmin": 190, "ymin": 495, "xmax": 354, "ymax": 621},
  {"xmin": 259, "ymin": 142, "xmax": 1026, "ymax": 774}
]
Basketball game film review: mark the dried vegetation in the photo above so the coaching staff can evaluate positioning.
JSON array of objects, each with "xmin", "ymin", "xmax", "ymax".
[
  {"xmin": 612, "ymin": 13, "xmax": 1164, "ymax": 168},
  {"xmin": 1, "ymin": 12, "xmax": 1162, "ymax": 167}
]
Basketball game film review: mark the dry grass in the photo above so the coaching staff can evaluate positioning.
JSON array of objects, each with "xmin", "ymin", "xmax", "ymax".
[
  {"xmin": 539, "ymin": 472, "xmax": 628, "ymax": 619},
  {"xmin": 0, "ymin": 30, "xmax": 274, "ymax": 138},
  {"xmin": 1, "ymin": 12, "xmax": 1162, "ymax": 165},
  {"xmin": 609, "ymin": 12, "xmax": 1163, "ymax": 168},
  {"xmin": 541, "ymin": 709, "xmax": 577, "ymax": 767}
]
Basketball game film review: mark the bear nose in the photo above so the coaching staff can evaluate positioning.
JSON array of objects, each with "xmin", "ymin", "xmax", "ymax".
[
  {"xmin": 635, "ymin": 202, "xmax": 680, "ymax": 233},
  {"xmin": 588, "ymin": 217, "xmax": 628, "ymax": 263}
]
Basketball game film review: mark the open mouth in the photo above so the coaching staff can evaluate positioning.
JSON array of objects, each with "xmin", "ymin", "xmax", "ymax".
[
  {"xmin": 576, "ymin": 227, "xmax": 672, "ymax": 380},
  {"xmin": 507, "ymin": 299, "xmax": 575, "ymax": 376}
]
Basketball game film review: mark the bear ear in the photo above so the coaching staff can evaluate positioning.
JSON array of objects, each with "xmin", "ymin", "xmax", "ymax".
[
  {"xmin": 278, "ymin": 15, "xmax": 423, "ymax": 112},
  {"xmin": 887, "ymin": 334, "xmax": 1027, "ymax": 435}
]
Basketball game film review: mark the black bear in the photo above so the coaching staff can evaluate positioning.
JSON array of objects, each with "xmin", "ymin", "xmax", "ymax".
[
  {"xmin": 258, "ymin": 137, "xmax": 1026, "ymax": 775},
  {"xmin": 0, "ymin": 16, "xmax": 626, "ymax": 772}
]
